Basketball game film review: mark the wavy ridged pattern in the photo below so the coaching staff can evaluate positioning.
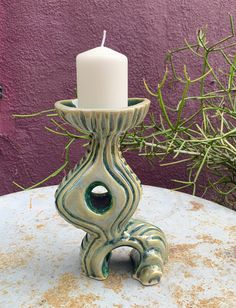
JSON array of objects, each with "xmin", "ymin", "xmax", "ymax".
[{"xmin": 55, "ymin": 98, "xmax": 168, "ymax": 286}]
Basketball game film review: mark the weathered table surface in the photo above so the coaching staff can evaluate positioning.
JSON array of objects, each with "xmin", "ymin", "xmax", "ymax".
[{"xmin": 0, "ymin": 185, "xmax": 235, "ymax": 308}]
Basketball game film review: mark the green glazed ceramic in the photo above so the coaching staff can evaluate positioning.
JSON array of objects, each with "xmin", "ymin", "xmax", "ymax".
[{"xmin": 55, "ymin": 98, "xmax": 168, "ymax": 286}]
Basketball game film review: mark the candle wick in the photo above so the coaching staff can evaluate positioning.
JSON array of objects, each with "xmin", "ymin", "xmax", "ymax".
[{"xmin": 101, "ymin": 30, "xmax": 106, "ymax": 47}]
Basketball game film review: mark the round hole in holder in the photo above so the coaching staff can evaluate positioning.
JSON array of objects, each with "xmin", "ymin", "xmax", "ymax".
[{"xmin": 85, "ymin": 182, "xmax": 112, "ymax": 214}]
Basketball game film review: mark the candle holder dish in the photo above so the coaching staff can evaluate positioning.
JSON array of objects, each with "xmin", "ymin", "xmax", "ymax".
[{"xmin": 55, "ymin": 98, "xmax": 168, "ymax": 286}]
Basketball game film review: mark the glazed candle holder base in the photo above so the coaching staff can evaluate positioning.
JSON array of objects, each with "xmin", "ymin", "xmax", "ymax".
[{"xmin": 55, "ymin": 98, "xmax": 168, "ymax": 286}]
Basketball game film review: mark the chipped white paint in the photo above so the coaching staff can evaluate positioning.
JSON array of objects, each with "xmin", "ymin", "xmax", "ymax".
[{"xmin": 0, "ymin": 185, "xmax": 235, "ymax": 307}]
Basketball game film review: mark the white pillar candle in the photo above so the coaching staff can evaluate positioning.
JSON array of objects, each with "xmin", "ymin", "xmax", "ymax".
[{"xmin": 76, "ymin": 31, "xmax": 128, "ymax": 109}]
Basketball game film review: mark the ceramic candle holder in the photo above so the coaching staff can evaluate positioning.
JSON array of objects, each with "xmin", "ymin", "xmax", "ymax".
[{"xmin": 55, "ymin": 98, "xmax": 168, "ymax": 286}]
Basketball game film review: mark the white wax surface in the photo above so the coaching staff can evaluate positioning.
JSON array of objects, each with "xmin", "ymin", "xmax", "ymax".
[{"xmin": 76, "ymin": 46, "xmax": 128, "ymax": 109}]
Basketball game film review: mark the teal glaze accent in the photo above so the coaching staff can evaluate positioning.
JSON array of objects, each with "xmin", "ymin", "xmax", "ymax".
[
  {"xmin": 85, "ymin": 181, "xmax": 112, "ymax": 214},
  {"xmin": 54, "ymin": 98, "xmax": 168, "ymax": 286},
  {"xmin": 102, "ymin": 252, "xmax": 112, "ymax": 277},
  {"xmin": 128, "ymin": 98, "xmax": 143, "ymax": 106},
  {"xmin": 63, "ymin": 101, "xmax": 77, "ymax": 108},
  {"xmin": 58, "ymin": 98, "xmax": 144, "ymax": 109}
]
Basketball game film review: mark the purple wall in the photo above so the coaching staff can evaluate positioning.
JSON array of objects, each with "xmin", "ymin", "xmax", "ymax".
[{"xmin": 0, "ymin": 0, "xmax": 235, "ymax": 196}]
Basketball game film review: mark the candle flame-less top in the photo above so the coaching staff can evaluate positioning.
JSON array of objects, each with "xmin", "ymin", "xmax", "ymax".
[{"xmin": 101, "ymin": 30, "xmax": 107, "ymax": 47}]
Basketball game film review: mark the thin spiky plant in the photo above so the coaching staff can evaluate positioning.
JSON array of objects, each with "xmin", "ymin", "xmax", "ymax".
[{"xmin": 14, "ymin": 16, "xmax": 236, "ymax": 209}]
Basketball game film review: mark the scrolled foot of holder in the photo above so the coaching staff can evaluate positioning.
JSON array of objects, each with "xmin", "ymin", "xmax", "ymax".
[{"xmin": 55, "ymin": 98, "xmax": 168, "ymax": 286}]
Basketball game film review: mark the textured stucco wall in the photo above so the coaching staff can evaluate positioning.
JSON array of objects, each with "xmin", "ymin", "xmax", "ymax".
[{"xmin": 0, "ymin": 0, "xmax": 235, "ymax": 196}]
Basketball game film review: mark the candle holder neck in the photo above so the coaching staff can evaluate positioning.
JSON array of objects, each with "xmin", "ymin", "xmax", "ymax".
[{"xmin": 55, "ymin": 98, "xmax": 168, "ymax": 286}]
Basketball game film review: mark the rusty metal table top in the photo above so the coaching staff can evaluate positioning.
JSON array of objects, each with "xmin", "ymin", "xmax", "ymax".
[{"xmin": 0, "ymin": 185, "xmax": 235, "ymax": 308}]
